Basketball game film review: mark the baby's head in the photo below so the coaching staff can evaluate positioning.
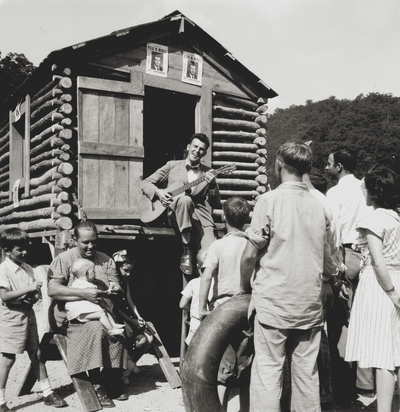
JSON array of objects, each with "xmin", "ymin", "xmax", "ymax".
[
  {"xmin": 112, "ymin": 249, "xmax": 134, "ymax": 278},
  {"xmin": 196, "ymin": 248, "xmax": 208, "ymax": 275},
  {"xmin": 71, "ymin": 258, "xmax": 96, "ymax": 282}
]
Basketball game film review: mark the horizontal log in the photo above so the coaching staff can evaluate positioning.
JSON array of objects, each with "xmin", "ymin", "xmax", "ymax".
[
  {"xmin": 212, "ymin": 131, "xmax": 259, "ymax": 141},
  {"xmin": 0, "ymin": 123, "xmax": 8, "ymax": 136},
  {"xmin": 213, "ymin": 151, "xmax": 258, "ymax": 161},
  {"xmin": 227, "ymin": 170, "xmax": 258, "ymax": 179},
  {"xmin": 256, "ymin": 148, "xmax": 267, "ymax": 156},
  {"xmin": 28, "ymin": 181, "xmax": 60, "ymax": 197},
  {"xmin": 60, "ymin": 118, "xmax": 72, "ymax": 126},
  {"xmin": 0, "ymin": 131, "xmax": 9, "ymax": 147},
  {"xmin": 0, "ymin": 141, "xmax": 9, "ymax": 158},
  {"xmin": 31, "ymin": 124, "xmax": 64, "ymax": 146},
  {"xmin": 0, "ymin": 193, "xmax": 57, "ymax": 216},
  {"xmin": 31, "ymin": 88, "xmax": 63, "ymax": 112},
  {"xmin": 255, "ymin": 115, "xmax": 268, "ymax": 126},
  {"xmin": 57, "ymin": 163, "xmax": 74, "ymax": 176},
  {"xmin": 60, "ymin": 93, "xmax": 72, "ymax": 103},
  {"xmin": 257, "ymin": 166, "xmax": 267, "ymax": 174},
  {"xmin": 32, "ymin": 78, "xmax": 61, "ymax": 101},
  {"xmin": 0, "ymin": 171, "xmax": 9, "ymax": 181},
  {"xmin": 31, "ymin": 98, "xmax": 65, "ymax": 123},
  {"xmin": 216, "ymin": 178, "xmax": 258, "ymax": 189},
  {"xmin": 256, "ymin": 104, "xmax": 268, "ymax": 114},
  {"xmin": 256, "ymin": 157, "xmax": 267, "ymax": 166},
  {"xmin": 0, "ymin": 191, "xmax": 9, "ymax": 199},
  {"xmin": 56, "ymin": 203, "xmax": 72, "ymax": 216},
  {"xmin": 31, "ymin": 134, "xmax": 68, "ymax": 158},
  {"xmin": 31, "ymin": 109, "xmax": 64, "ymax": 135},
  {"xmin": 253, "ymin": 136, "xmax": 267, "ymax": 147},
  {"xmin": 56, "ymin": 177, "xmax": 73, "ymax": 189},
  {"xmin": 213, "ymin": 118, "xmax": 259, "ymax": 132},
  {"xmin": 212, "ymin": 93, "xmax": 258, "ymax": 111},
  {"xmin": 212, "ymin": 161, "xmax": 258, "ymax": 170},
  {"xmin": 55, "ymin": 151, "xmax": 71, "ymax": 162},
  {"xmin": 256, "ymin": 186, "xmax": 267, "ymax": 194},
  {"xmin": 256, "ymin": 128, "xmax": 267, "ymax": 136},
  {"xmin": 30, "ymin": 158, "xmax": 62, "ymax": 175},
  {"xmin": 29, "ymin": 166, "xmax": 59, "ymax": 188},
  {"xmin": 0, "ymin": 216, "xmax": 73, "ymax": 232},
  {"xmin": 58, "ymin": 128, "xmax": 73, "ymax": 139},
  {"xmin": 0, "ymin": 151, "xmax": 9, "ymax": 166},
  {"xmin": 255, "ymin": 175, "xmax": 268, "ymax": 185},
  {"xmin": 212, "ymin": 105, "xmax": 257, "ymax": 121},
  {"xmin": 0, "ymin": 182, "xmax": 8, "ymax": 192},
  {"xmin": 53, "ymin": 75, "xmax": 73, "ymax": 90},
  {"xmin": 257, "ymin": 97, "xmax": 268, "ymax": 105},
  {"xmin": 58, "ymin": 103, "xmax": 73, "ymax": 115},
  {"xmin": 0, "ymin": 206, "xmax": 56, "ymax": 224},
  {"xmin": 212, "ymin": 142, "xmax": 257, "ymax": 152},
  {"xmin": 221, "ymin": 199, "xmax": 255, "ymax": 207},
  {"xmin": 0, "ymin": 165, "xmax": 8, "ymax": 176},
  {"xmin": 50, "ymin": 192, "xmax": 70, "ymax": 207},
  {"xmin": 51, "ymin": 65, "xmax": 72, "ymax": 76},
  {"xmin": 0, "ymin": 199, "xmax": 12, "ymax": 208}
]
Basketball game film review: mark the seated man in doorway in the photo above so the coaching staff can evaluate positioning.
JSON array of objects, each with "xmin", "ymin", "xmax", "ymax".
[{"xmin": 140, "ymin": 133, "xmax": 220, "ymax": 276}]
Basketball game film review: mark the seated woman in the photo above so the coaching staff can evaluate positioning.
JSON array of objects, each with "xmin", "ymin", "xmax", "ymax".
[
  {"xmin": 48, "ymin": 221, "xmax": 129, "ymax": 408},
  {"xmin": 111, "ymin": 250, "xmax": 153, "ymax": 382}
]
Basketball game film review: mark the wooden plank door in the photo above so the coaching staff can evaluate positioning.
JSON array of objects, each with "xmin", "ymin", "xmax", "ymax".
[{"xmin": 77, "ymin": 74, "xmax": 144, "ymax": 220}]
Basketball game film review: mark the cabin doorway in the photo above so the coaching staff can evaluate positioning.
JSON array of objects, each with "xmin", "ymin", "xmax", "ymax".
[{"xmin": 143, "ymin": 87, "xmax": 197, "ymax": 178}]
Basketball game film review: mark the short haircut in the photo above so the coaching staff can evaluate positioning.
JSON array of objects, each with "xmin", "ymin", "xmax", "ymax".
[
  {"xmin": 0, "ymin": 228, "xmax": 30, "ymax": 251},
  {"xmin": 276, "ymin": 142, "xmax": 312, "ymax": 177},
  {"xmin": 331, "ymin": 149, "xmax": 356, "ymax": 173},
  {"xmin": 309, "ymin": 170, "xmax": 328, "ymax": 194},
  {"xmin": 223, "ymin": 197, "xmax": 251, "ymax": 229},
  {"xmin": 71, "ymin": 258, "xmax": 94, "ymax": 278},
  {"xmin": 189, "ymin": 133, "xmax": 210, "ymax": 150},
  {"xmin": 196, "ymin": 248, "xmax": 208, "ymax": 269},
  {"xmin": 364, "ymin": 166, "xmax": 399, "ymax": 209},
  {"xmin": 73, "ymin": 220, "xmax": 98, "ymax": 239}
]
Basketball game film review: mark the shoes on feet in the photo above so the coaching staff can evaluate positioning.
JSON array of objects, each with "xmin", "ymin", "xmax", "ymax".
[
  {"xmin": 111, "ymin": 391, "xmax": 129, "ymax": 401},
  {"xmin": 180, "ymin": 247, "xmax": 193, "ymax": 275},
  {"xmin": 44, "ymin": 392, "xmax": 67, "ymax": 408},
  {"xmin": 93, "ymin": 385, "xmax": 115, "ymax": 408}
]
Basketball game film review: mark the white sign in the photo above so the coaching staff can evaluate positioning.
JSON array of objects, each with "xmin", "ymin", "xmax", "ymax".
[
  {"xmin": 182, "ymin": 52, "xmax": 203, "ymax": 86},
  {"xmin": 146, "ymin": 43, "xmax": 168, "ymax": 77}
]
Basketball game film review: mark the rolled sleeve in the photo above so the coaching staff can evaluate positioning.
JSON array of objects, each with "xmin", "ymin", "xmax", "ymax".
[
  {"xmin": 245, "ymin": 226, "xmax": 269, "ymax": 250},
  {"xmin": 245, "ymin": 197, "xmax": 270, "ymax": 250}
]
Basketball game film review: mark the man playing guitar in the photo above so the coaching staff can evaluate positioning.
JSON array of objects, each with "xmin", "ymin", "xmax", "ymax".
[{"xmin": 140, "ymin": 133, "xmax": 221, "ymax": 275}]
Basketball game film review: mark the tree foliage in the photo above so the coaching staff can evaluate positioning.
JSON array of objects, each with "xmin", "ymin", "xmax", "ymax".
[
  {"xmin": 266, "ymin": 93, "xmax": 400, "ymax": 189},
  {"xmin": 0, "ymin": 52, "xmax": 36, "ymax": 103}
]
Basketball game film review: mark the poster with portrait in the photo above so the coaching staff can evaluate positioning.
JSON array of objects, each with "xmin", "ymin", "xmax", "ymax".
[
  {"xmin": 146, "ymin": 42, "xmax": 168, "ymax": 77},
  {"xmin": 182, "ymin": 52, "xmax": 203, "ymax": 86}
]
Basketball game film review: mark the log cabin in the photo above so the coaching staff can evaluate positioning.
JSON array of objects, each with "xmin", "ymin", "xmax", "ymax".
[{"xmin": 0, "ymin": 10, "xmax": 277, "ymax": 354}]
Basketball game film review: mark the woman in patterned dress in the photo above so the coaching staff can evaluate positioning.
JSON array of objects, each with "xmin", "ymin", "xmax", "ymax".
[
  {"xmin": 345, "ymin": 166, "xmax": 400, "ymax": 412},
  {"xmin": 48, "ymin": 221, "xmax": 129, "ymax": 408}
]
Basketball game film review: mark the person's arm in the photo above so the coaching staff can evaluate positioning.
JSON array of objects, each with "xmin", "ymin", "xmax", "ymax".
[
  {"xmin": 0, "ymin": 281, "xmax": 41, "ymax": 302},
  {"xmin": 140, "ymin": 162, "xmax": 171, "ymax": 202},
  {"xmin": 240, "ymin": 241, "xmax": 259, "ymax": 294},
  {"xmin": 366, "ymin": 229, "xmax": 400, "ymax": 308},
  {"xmin": 199, "ymin": 267, "xmax": 213, "ymax": 320},
  {"xmin": 179, "ymin": 295, "xmax": 191, "ymax": 312},
  {"xmin": 48, "ymin": 281, "xmax": 104, "ymax": 304}
]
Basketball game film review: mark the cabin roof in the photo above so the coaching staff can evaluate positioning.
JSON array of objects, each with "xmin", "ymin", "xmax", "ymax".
[{"xmin": 1, "ymin": 10, "xmax": 277, "ymax": 115}]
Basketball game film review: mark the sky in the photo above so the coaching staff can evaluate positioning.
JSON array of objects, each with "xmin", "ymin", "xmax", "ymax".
[{"xmin": 0, "ymin": 0, "xmax": 399, "ymax": 113}]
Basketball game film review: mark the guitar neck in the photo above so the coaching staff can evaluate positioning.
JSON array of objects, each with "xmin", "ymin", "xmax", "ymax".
[{"xmin": 170, "ymin": 174, "xmax": 207, "ymax": 197}]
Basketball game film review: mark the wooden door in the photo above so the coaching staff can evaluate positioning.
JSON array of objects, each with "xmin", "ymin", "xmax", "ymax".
[{"xmin": 77, "ymin": 74, "xmax": 144, "ymax": 220}]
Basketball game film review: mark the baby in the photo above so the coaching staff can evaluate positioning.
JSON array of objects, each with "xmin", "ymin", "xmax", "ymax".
[{"xmin": 65, "ymin": 258, "xmax": 125, "ymax": 336}]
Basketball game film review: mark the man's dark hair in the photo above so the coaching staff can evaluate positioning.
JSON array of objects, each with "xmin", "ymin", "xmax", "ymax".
[
  {"xmin": 73, "ymin": 220, "xmax": 98, "ymax": 239},
  {"xmin": 364, "ymin": 166, "xmax": 399, "ymax": 210},
  {"xmin": 189, "ymin": 133, "xmax": 210, "ymax": 150},
  {"xmin": 332, "ymin": 149, "xmax": 357, "ymax": 173},
  {"xmin": 223, "ymin": 197, "xmax": 250, "ymax": 229},
  {"xmin": 0, "ymin": 228, "xmax": 30, "ymax": 251},
  {"xmin": 276, "ymin": 143, "xmax": 312, "ymax": 177}
]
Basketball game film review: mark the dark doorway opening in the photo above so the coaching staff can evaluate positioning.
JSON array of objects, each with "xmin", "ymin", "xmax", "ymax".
[{"xmin": 143, "ymin": 87, "xmax": 197, "ymax": 178}]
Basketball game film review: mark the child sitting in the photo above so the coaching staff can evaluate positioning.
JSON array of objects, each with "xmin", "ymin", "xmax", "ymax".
[
  {"xmin": 112, "ymin": 250, "xmax": 153, "ymax": 382},
  {"xmin": 198, "ymin": 196, "xmax": 251, "ymax": 411},
  {"xmin": 0, "ymin": 228, "xmax": 67, "ymax": 412},
  {"xmin": 179, "ymin": 248, "xmax": 213, "ymax": 346},
  {"xmin": 65, "ymin": 258, "xmax": 125, "ymax": 336}
]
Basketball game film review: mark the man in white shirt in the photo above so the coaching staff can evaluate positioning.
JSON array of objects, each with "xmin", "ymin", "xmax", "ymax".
[{"xmin": 326, "ymin": 149, "xmax": 375, "ymax": 406}]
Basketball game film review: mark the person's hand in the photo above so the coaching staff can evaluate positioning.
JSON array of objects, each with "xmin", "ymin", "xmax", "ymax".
[
  {"xmin": 82, "ymin": 288, "xmax": 103, "ymax": 304},
  {"xmin": 205, "ymin": 170, "xmax": 216, "ymax": 185},
  {"xmin": 156, "ymin": 189, "xmax": 173, "ymax": 207},
  {"xmin": 387, "ymin": 289, "xmax": 400, "ymax": 309},
  {"xmin": 107, "ymin": 282, "xmax": 121, "ymax": 295},
  {"xmin": 132, "ymin": 319, "xmax": 146, "ymax": 329},
  {"xmin": 28, "ymin": 281, "xmax": 42, "ymax": 292},
  {"xmin": 199, "ymin": 309, "xmax": 210, "ymax": 320},
  {"xmin": 339, "ymin": 284, "xmax": 349, "ymax": 301}
]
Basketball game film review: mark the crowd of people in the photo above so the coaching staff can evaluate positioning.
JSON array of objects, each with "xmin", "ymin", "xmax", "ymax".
[{"xmin": 0, "ymin": 132, "xmax": 399, "ymax": 412}]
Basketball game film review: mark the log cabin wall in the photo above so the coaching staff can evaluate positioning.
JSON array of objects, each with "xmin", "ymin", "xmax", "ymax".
[
  {"xmin": 211, "ymin": 93, "xmax": 269, "ymax": 221},
  {"xmin": 0, "ymin": 66, "xmax": 77, "ymax": 233}
]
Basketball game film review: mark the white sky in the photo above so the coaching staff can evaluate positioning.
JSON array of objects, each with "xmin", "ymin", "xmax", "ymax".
[{"xmin": 0, "ymin": 0, "xmax": 399, "ymax": 113}]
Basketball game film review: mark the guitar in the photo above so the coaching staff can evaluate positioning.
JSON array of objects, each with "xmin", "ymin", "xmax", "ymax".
[{"xmin": 138, "ymin": 163, "xmax": 236, "ymax": 224}]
